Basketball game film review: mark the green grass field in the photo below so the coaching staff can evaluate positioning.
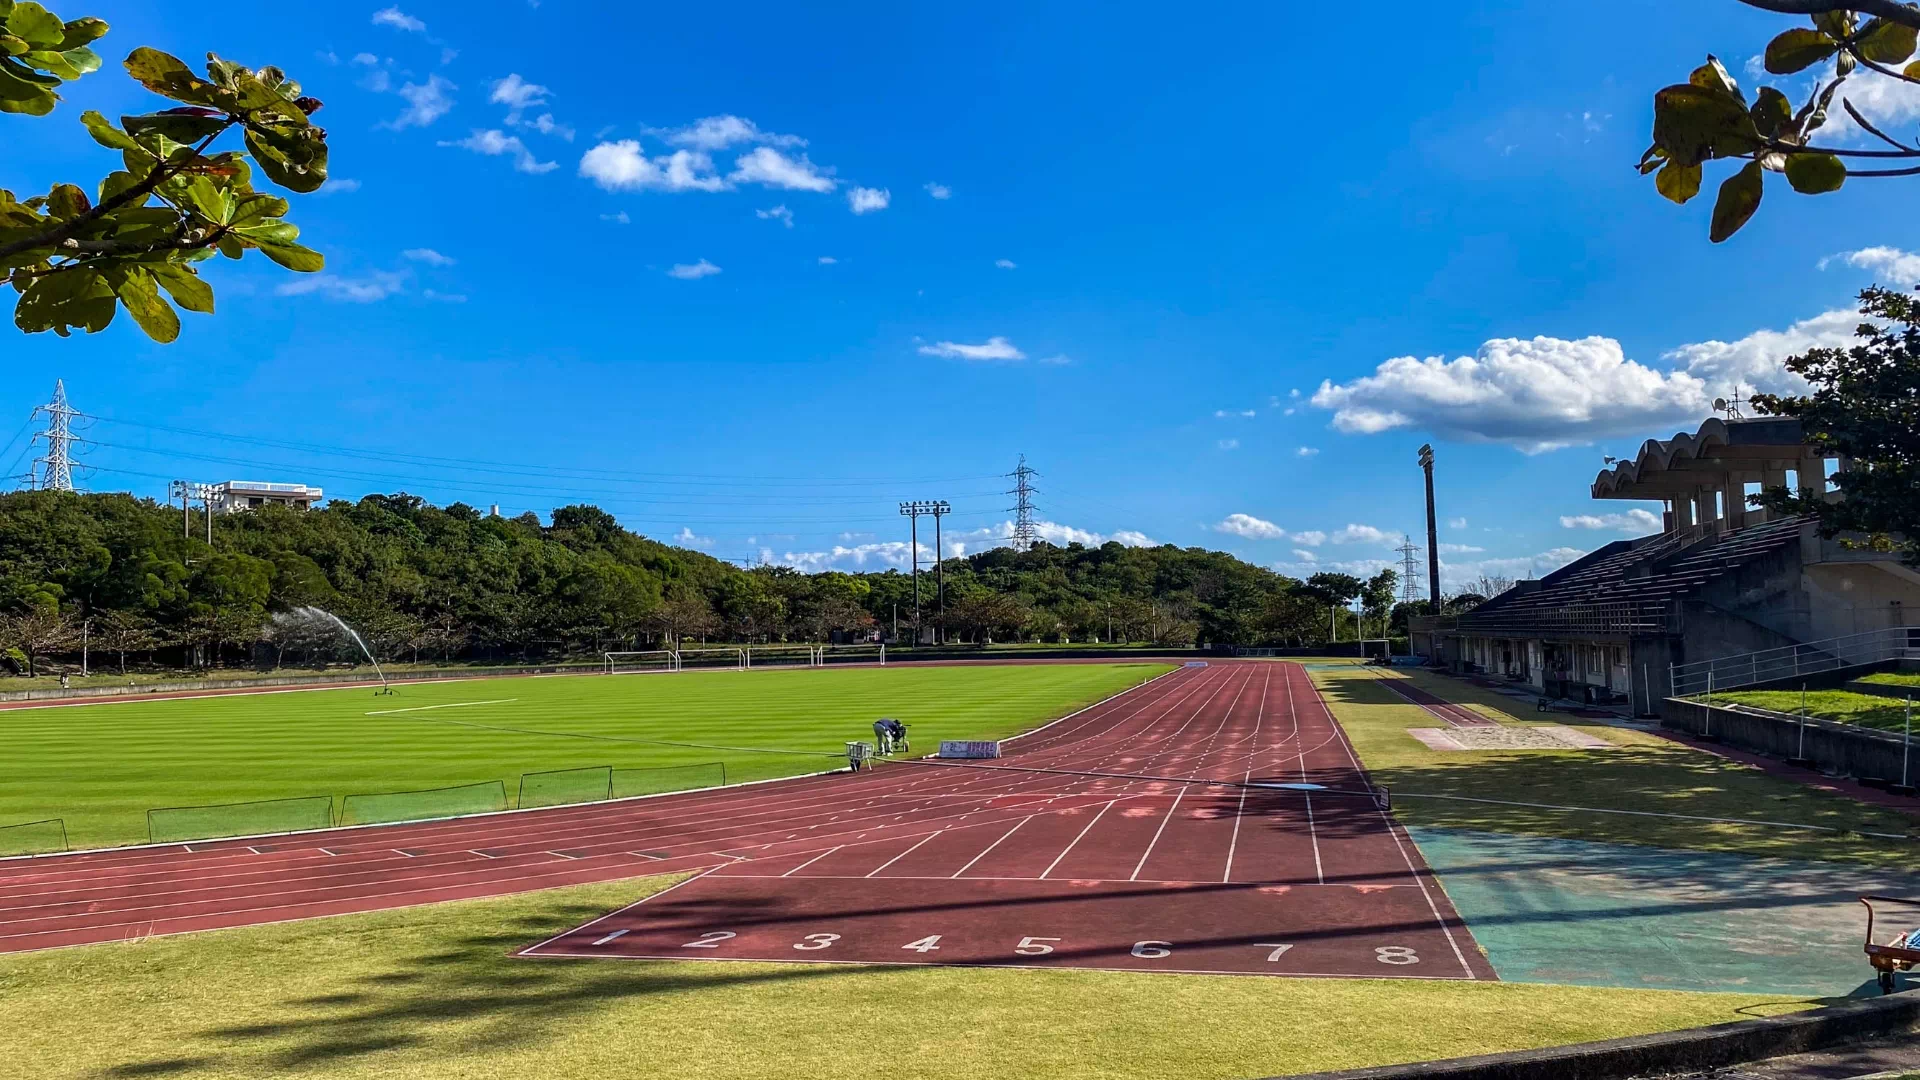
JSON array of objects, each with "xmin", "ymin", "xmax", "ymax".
[
  {"xmin": 1716, "ymin": 687, "xmax": 1915, "ymax": 733},
  {"xmin": 0, "ymin": 662, "xmax": 1168, "ymax": 851},
  {"xmin": 1312, "ymin": 666, "xmax": 1920, "ymax": 867},
  {"xmin": 0, "ymin": 873, "xmax": 1810, "ymax": 1080}
]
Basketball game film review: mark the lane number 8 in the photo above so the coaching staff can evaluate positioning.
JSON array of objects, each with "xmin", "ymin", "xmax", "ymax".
[{"xmin": 1375, "ymin": 946, "xmax": 1419, "ymax": 965}]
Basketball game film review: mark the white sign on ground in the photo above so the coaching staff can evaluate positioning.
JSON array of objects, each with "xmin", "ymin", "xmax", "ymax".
[{"xmin": 939, "ymin": 740, "xmax": 1001, "ymax": 759}]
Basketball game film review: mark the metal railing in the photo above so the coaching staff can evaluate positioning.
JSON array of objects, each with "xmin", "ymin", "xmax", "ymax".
[{"xmin": 1671, "ymin": 625, "xmax": 1920, "ymax": 698}]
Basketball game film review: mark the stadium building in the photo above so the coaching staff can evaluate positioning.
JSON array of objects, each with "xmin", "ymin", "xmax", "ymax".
[{"xmin": 1411, "ymin": 416, "xmax": 1920, "ymax": 713}]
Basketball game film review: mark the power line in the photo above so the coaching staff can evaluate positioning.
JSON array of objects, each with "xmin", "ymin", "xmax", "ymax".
[{"xmin": 1005, "ymin": 454, "xmax": 1039, "ymax": 552}]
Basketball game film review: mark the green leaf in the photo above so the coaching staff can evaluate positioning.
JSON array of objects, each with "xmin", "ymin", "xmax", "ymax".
[
  {"xmin": 56, "ymin": 15, "xmax": 106, "ymax": 49},
  {"xmin": 4, "ymin": 2, "xmax": 64, "ymax": 48},
  {"xmin": 1857, "ymin": 18, "xmax": 1919, "ymax": 64},
  {"xmin": 0, "ymin": 62, "xmax": 53, "ymax": 113},
  {"xmin": 123, "ymin": 47, "xmax": 222, "ymax": 107},
  {"xmin": 1784, "ymin": 151, "xmax": 1846, "ymax": 194},
  {"xmin": 1811, "ymin": 10, "xmax": 1855, "ymax": 39},
  {"xmin": 243, "ymin": 126, "xmax": 327, "ymax": 193},
  {"xmin": 226, "ymin": 192, "xmax": 287, "ymax": 227},
  {"xmin": 110, "ymin": 266, "xmax": 179, "ymax": 343},
  {"xmin": 1689, "ymin": 55, "xmax": 1744, "ymax": 102},
  {"xmin": 215, "ymin": 233, "xmax": 244, "ymax": 259},
  {"xmin": 1652, "ymin": 83, "xmax": 1760, "ymax": 167},
  {"xmin": 148, "ymin": 263, "xmax": 212, "ymax": 314},
  {"xmin": 1709, "ymin": 160, "xmax": 1764, "ymax": 243},
  {"xmin": 14, "ymin": 266, "xmax": 115, "ymax": 336},
  {"xmin": 57, "ymin": 43, "xmax": 96, "ymax": 73},
  {"xmin": 46, "ymin": 181, "xmax": 88, "ymax": 218},
  {"xmin": 0, "ymin": 34, "xmax": 26, "ymax": 57},
  {"xmin": 122, "ymin": 109, "xmax": 227, "ymax": 144},
  {"xmin": 79, "ymin": 108, "xmax": 138, "ymax": 151},
  {"xmin": 1656, "ymin": 161, "xmax": 1702, "ymax": 204},
  {"xmin": 1765, "ymin": 28, "xmax": 1838, "ymax": 74},
  {"xmin": 179, "ymin": 176, "xmax": 229, "ymax": 223},
  {"xmin": 1795, "ymin": 77, "xmax": 1845, "ymax": 138},
  {"xmin": 232, "ymin": 220, "xmax": 296, "ymax": 244},
  {"xmin": 1749, "ymin": 86, "xmax": 1794, "ymax": 138},
  {"xmin": 250, "ymin": 237, "xmax": 323, "ymax": 273}
]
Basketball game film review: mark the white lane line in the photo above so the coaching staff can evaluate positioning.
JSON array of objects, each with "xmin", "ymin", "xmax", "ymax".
[
  {"xmin": 592, "ymin": 928, "xmax": 629, "ymax": 946},
  {"xmin": 865, "ymin": 830, "xmax": 944, "ymax": 878},
  {"xmin": 1130, "ymin": 788, "xmax": 1184, "ymax": 881},
  {"xmin": 470, "ymin": 849, "xmax": 497, "ymax": 859},
  {"xmin": 364, "ymin": 698, "xmax": 517, "ymax": 716},
  {"xmin": 392, "ymin": 849, "xmax": 416, "ymax": 858},
  {"xmin": 1286, "ymin": 669, "xmax": 1325, "ymax": 885},
  {"xmin": 780, "ymin": 846, "xmax": 843, "ymax": 877},
  {"xmin": 1039, "ymin": 799, "xmax": 1116, "ymax": 879},
  {"xmin": 1224, "ymin": 665, "xmax": 1270, "ymax": 883},
  {"xmin": 952, "ymin": 816, "xmax": 1033, "ymax": 878}
]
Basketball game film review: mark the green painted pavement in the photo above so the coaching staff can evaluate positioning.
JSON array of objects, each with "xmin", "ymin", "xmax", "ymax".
[{"xmin": 1410, "ymin": 826, "xmax": 1920, "ymax": 997}]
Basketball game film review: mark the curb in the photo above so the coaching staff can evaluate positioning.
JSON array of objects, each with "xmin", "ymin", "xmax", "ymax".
[{"xmin": 1268, "ymin": 990, "xmax": 1920, "ymax": 1080}]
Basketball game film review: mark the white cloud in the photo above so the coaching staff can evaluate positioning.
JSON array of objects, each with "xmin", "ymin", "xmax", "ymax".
[
  {"xmin": 1295, "ymin": 446, "xmax": 1320, "ymax": 457},
  {"xmin": 526, "ymin": 114, "xmax": 573, "ymax": 140},
  {"xmin": 1331, "ymin": 524, "xmax": 1395, "ymax": 546},
  {"xmin": 1214, "ymin": 409, "xmax": 1255, "ymax": 418},
  {"xmin": 361, "ymin": 68, "xmax": 392, "ymax": 93},
  {"xmin": 672, "ymin": 527, "xmax": 713, "ymax": 548},
  {"xmin": 1034, "ymin": 521, "xmax": 1157, "ymax": 548},
  {"xmin": 667, "ymin": 259, "xmax": 722, "ymax": 280},
  {"xmin": 995, "ymin": 258, "xmax": 1018, "ymax": 269},
  {"xmin": 389, "ymin": 74, "xmax": 456, "ymax": 129},
  {"xmin": 774, "ymin": 541, "xmax": 928, "ymax": 573},
  {"xmin": 440, "ymin": 129, "xmax": 557, "ymax": 173},
  {"xmin": 817, "ymin": 256, "xmax": 837, "ymax": 265},
  {"xmin": 924, "ymin": 182, "xmax": 951, "ymax": 199},
  {"xmin": 313, "ymin": 178, "xmax": 361, "ymax": 196},
  {"xmin": 489, "ymin": 74, "xmax": 548, "ymax": 115},
  {"xmin": 1038, "ymin": 354, "xmax": 1070, "ymax": 365},
  {"xmin": 423, "ymin": 289, "xmax": 465, "ymax": 303},
  {"xmin": 1291, "ymin": 549, "xmax": 1318, "ymax": 563},
  {"xmin": 1661, "ymin": 308, "xmax": 1852, "ymax": 399},
  {"xmin": 440, "ymin": 47, "xmax": 458, "ymax": 65},
  {"xmin": 1560, "ymin": 509, "xmax": 1662, "ymax": 533},
  {"xmin": 351, "ymin": 52, "xmax": 380, "ymax": 65},
  {"xmin": 372, "ymin": 6, "xmax": 425, "ymax": 32},
  {"xmin": 276, "ymin": 270, "xmax": 407, "ymax": 302},
  {"xmin": 1217, "ymin": 439, "xmax": 1240, "ymax": 451},
  {"xmin": 1313, "ymin": 335, "xmax": 1712, "ymax": 453},
  {"xmin": 757, "ymin": 204, "xmax": 795, "ymax": 228},
  {"xmin": 918, "ymin": 336, "xmax": 1024, "ymax": 361},
  {"xmin": 847, "ymin": 186, "xmax": 890, "ymax": 214},
  {"xmin": 650, "ymin": 115, "xmax": 805, "ymax": 151},
  {"xmin": 1822, "ymin": 246, "xmax": 1920, "ymax": 284},
  {"xmin": 1448, "ymin": 517, "xmax": 1468, "ymax": 529},
  {"xmin": 1821, "ymin": 66, "xmax": 1920, "ymax": 143},
  {"xmin": 600, "ymin": 211, "xmax": 630, "ymax": 224},
  {"xmin": 578, "ymin": 142, "xmax": 726, "ymax": 192},
  {"xmin": 730, "ymin": 147, "xmax": 836, "ymax": 192},
  {"xmin": 1215, "ymin": 513, "xmax": 1287, "ymax": 540},
  {"xmin": 1292, "ymin": 530, "xmax": 1327, "ymax": 547},
  {"xmin": 836, "ymin": 531, "xmax": 872, "ymax": 542},
  {"xmin": 1438, "ymin": 543, "xmax": 1485, "ymax": 554},
  {"xmin": 401, "ymin": 248, "xmax": 454, "ymax": 266}
]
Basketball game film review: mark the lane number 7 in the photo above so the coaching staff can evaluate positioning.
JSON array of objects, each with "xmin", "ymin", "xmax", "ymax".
[{"xmin": 1255, "ymin": 943, "xmax": 1294, "ymax": 962}]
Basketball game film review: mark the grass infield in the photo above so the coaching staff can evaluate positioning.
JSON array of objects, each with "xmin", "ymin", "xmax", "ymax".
[
  {"xmin": 1312, "ymin": 666, "xmax": 1920, "ymax": 867},
  {"xmin": 1717, "ymin": 687, "xmax": 1917, "ymax": 733},
  {"xmin": 0, "ymin": 874, "xmax": 1811, "ymax": 1080},
  {"xmin": 0, "ymin": 662, "xmax": 1167, "ymax": 851}
]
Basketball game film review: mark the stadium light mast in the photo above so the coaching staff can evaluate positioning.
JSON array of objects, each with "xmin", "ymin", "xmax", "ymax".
[
  {"xmin": 1418, "ymin": 444, "xmax": 1441, "ymax": 610},
  {"xmin": 899, "ymin": 500, "xmax": 949, "ymax": 644}
]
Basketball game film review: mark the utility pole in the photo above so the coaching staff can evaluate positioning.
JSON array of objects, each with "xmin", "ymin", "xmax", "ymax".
[
  {"xmin": 1418, "ymin": 444, "xmax": 1441, "ymax": 612},
  {"xmin": 1005, "ymin": 455, "xmax": 1039, "ymax": 552},
  {"xmin": 29, "ymin": 379, "xmax": 82, "ymax": 492}
]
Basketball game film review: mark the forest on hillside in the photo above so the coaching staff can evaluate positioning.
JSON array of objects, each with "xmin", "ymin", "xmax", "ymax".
[{"xmin": 0, "ymin": 491, "xmax": 1464, "ymax": 675}]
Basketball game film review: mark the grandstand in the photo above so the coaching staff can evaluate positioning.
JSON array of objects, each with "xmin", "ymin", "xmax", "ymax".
[{"xmin": 1411, "ymin": 417, "xmax": 1920, "ymax": 713}]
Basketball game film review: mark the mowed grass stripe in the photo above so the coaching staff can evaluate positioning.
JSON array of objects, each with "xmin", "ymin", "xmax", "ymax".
[{"xmin": 0, "ymin": 663, "xmax": 1168, "ymax": 850}]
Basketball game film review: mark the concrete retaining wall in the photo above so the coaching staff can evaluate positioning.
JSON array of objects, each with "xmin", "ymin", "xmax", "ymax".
[
  {"xmin": 1274, "ymin": 988, "xmax": 1920, "ymax": 1080},
  {"xmin": 1661, "ymin": 697, "xmax": 1920, "ymax": 783}
]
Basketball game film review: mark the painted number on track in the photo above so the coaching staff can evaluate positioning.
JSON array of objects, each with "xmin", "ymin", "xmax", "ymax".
[
  {"xmin": 680, "ymin": 931, "xmax": 736, "ymax": 948},
  {"xmin": 901, "ymin": 936, "xmax": 943, "ymax": 953},
  {"xmin": 1015, "ymin": 936, "xmax": 1060, "ymax": 955},
  {"xmin": 1131, "ymin": 941, "xmax": 1172, "ymax": 959},
  {"xmin": 794, "ymin": 933, "xmax": 841, "ymax": 951},
  {"xmin": 1255, "ymin": 943, "xmax": 1294, "ymax": 962},
  {"xmin": 1374, "ymin": 946, "xmax": 1419, "ymax": 965}
]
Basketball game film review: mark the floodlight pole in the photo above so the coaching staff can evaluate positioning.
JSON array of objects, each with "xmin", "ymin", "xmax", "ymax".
[{"xmin": 1419, "ymin": 444, "xmax": 1441, "ymax": 611}]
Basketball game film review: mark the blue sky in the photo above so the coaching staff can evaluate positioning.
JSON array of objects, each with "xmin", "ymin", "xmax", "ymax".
[{"xmin": 7, "ymin": 1, "xmax": 1916, "ymax": 589}]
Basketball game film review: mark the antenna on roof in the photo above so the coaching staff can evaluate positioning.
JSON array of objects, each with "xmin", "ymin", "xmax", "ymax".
[{"xmin": 1713, "ymin": 386, "xmax": 1746, "ymax": 421}]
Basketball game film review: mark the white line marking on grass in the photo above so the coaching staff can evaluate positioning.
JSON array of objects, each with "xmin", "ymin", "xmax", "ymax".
[
  {"xmin": 365, "ymin": 698, "xmax": 518, "ymax": 716},
  {"xmin": 592, "ymin": 929, "xmax": 629, "ymax": 946}
]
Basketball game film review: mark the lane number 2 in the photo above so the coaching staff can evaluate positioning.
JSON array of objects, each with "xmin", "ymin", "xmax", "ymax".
[
  {"xmin": 679, "ymin": 931, "xmax": 736, "ymax": 948},
  {"xmin": 1375, "ymin": 946, "xmax": 1419, "ymax": 965},
  {"xmin": 794, "ymin": 933, "xmax": 841, "ymax": 951}
]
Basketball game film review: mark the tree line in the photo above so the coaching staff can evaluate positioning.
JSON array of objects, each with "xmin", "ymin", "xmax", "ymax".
[{"xmin": 0, "ymin": 490, "xmax": 1483, "ymax": 676}]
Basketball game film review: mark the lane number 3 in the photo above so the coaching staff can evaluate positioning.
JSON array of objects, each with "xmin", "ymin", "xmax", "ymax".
[{"xmin": 794, "ymin": 933, "xmax": 841, "ymax": 950}]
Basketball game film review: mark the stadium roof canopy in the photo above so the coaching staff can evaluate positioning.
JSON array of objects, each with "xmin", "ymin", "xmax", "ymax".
[{"xmin": 1590, "ymin": 417, "xmax": 1809, "ymax": 500}]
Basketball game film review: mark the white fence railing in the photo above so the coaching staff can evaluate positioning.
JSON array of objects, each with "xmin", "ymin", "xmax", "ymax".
[{"xmin": 1671, "ymin": 626, "xmax": 1920, "ymax": 698}]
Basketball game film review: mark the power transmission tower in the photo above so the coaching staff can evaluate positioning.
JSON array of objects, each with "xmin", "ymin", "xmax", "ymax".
[
  {"xmin": 1396, "ymin": 534, "xmax": 1422, "ymax": 606},
  {"xmin": 29, "ymin": 379, "xmax": 83, "ymax": 492},
  {"xmin": 1005, "ymin": 454, "xmax": 1039, "ymax": 551}
]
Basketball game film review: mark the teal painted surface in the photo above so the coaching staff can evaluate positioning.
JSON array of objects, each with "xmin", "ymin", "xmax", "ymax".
[{"xmin": 1409, "ymin": 826, "xmax": 1919, "ymax": 997}]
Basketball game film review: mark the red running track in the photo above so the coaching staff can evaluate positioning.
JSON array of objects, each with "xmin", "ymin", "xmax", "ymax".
[{"xmin": 0, "ymin": 662, "xmax": 1491, "ymax": 980}]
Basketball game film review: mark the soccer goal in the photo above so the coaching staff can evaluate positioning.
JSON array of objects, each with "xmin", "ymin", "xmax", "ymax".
[
  {"xmin": 820, "ymin": 643, "xmax": 886, "ymax": 666},
  {"xmin": 747, "ymin": 644, "xmax": 824, "ymax": 669},
  {"xmin": 603, "ymin": 650, "xmax": 680, "ymax": 674},
  {"xmin": 677, "ymin": 646, "xmax": 746, "ymax": 671},
  {"xmin": 1359, "ymin": 638, "xmax": 1394, "ymax": 662}
]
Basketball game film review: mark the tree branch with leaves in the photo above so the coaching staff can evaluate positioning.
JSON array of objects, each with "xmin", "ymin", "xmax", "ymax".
[
  {"xmin": 1, "ymin": 1, "xmax": 329, "ymax": 341},
  {"xmin": 1643, "ymin": 5, "xmax": 1920, "ymax": 240}
]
